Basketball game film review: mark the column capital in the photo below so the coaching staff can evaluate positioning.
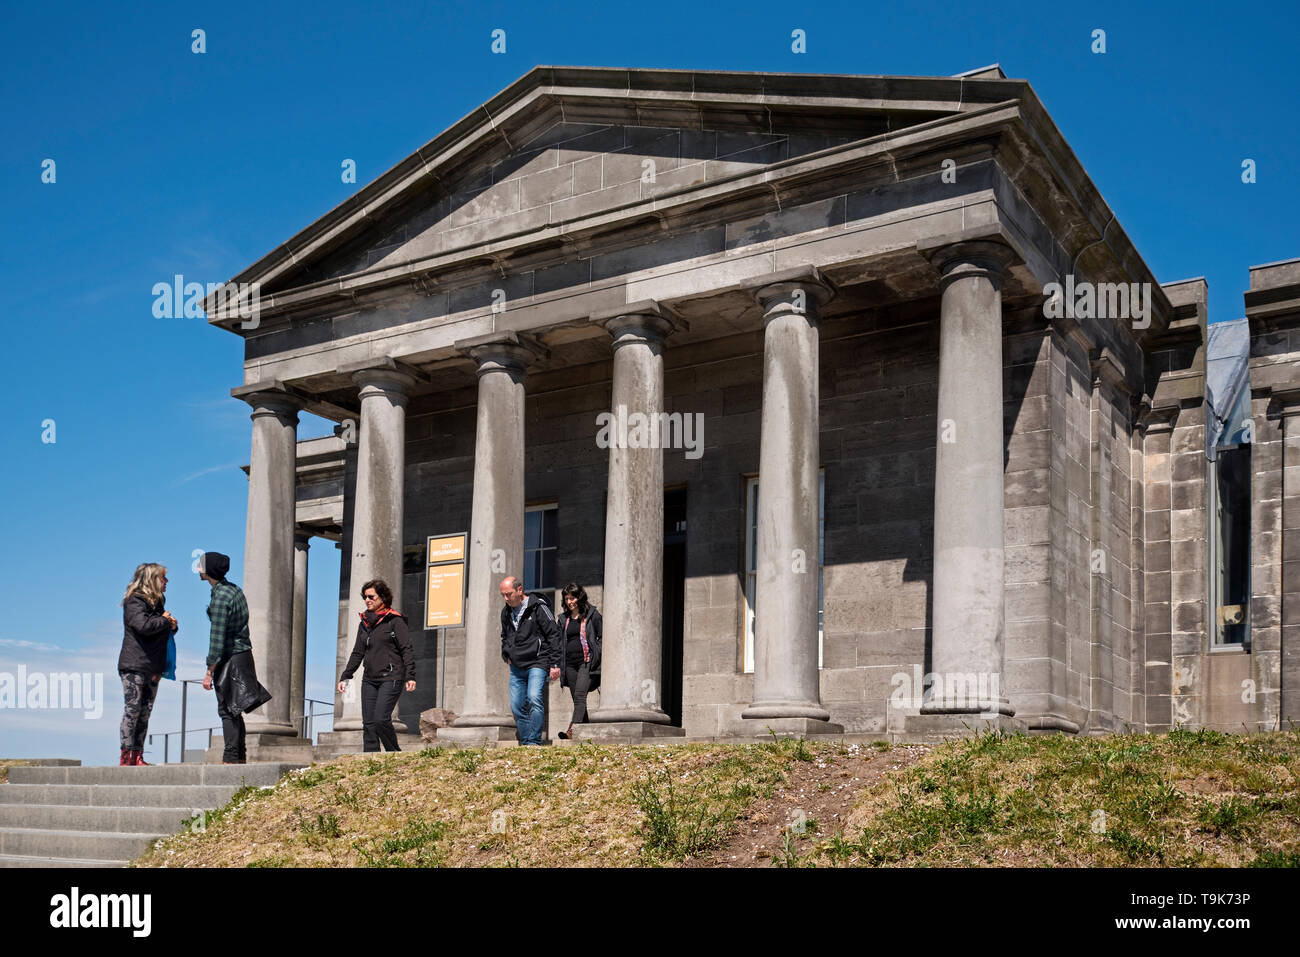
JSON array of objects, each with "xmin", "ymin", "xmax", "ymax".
[
  {"xmin": 454, "ymin": 331, "xmax": 548, "ymax": 375},
  {"xmin": 231, "ymin": 381, "xmax": 302, "ymax": 421},
  {"xmin": 745, "ymin": 265, "xmax": 836, "ymax": 319},
  {"xmin": 591, "ymin": 300, "xmax": 687, "ymax": 349},
  {"xmin": 919, "ymin": 237, "xmax": 1019, "ymax": 287},
  {"xmin": 340, "ymin": 357, "xmax": 425, "ymax": 398}
]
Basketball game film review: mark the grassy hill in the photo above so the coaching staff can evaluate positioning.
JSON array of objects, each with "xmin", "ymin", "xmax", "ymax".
[{"xmin": 132, "ymin": 728, "xmax": 1300, "ymax": 868}]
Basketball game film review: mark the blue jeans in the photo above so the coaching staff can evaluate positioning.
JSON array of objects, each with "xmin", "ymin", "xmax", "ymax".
[{"xmin": 508, "ymin": 664, "xmax": 548, "ymax": 745}]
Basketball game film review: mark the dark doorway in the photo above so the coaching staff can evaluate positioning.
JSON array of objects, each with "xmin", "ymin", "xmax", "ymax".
[{"xmin": 662, "ymin": 488, "xmax": 687, "ymax": 727}]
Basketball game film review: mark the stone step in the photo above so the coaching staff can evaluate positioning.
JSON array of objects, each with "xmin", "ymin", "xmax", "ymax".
[
  {"xmin": 6, "ymin": 763, "xmax": 301, "ymax": 787},
  {"xmin": 183, "ymin": 750, "xmax": 208, "ymax": 763},
  {"xmin": 0, "ymin": 783, "xmax": 244, "ymax": 808},
  {"xmin": 0, "ymin": 826, "xmax": 165, "ymax": 861},
  {"xmin": 0, "ymin": 853, "xmax": 126, "ymax": 868},
  {"xmin": 0, "ymin": 803, "xmax": 205, "ymax": 833},
  {"xmin": 204, "ymin": 735, "xmax": 315, "ymax": 765}
]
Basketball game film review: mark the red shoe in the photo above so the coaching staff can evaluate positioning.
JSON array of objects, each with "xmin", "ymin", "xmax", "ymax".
[
  {"xmin": 130, "ymin": 750, "xmax": 152, "ymax": 766},
  {"xmin": 119, "ymin": 749, "xmax": 132, "ymax": 766}
]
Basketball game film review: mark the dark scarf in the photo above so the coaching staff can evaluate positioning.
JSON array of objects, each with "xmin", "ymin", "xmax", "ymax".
[{"xmin": 362, "ymin": 607, "xmax": 395, "ymax": 627}]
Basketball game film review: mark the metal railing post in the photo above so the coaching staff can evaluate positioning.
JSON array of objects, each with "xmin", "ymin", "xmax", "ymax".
[{"xmin": 180, "ymin": 681, "xmax": 188, "ymax": 762}]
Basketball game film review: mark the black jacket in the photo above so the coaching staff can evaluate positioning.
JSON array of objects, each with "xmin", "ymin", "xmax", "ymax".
[
  {"xmin": 556, "ymin": 606, "xmax": 602, "ymax": 687},
  {"xmin": 119, "ymin": 593, "xmax": 173, "ymax": 675},
  {"xmin": 500, "ymin": 596, "xmax": 561, "ymax": 670},
  {"xmin": 341, "ymin": 610, "xmax": 415, "ymax": 682},
  {"xmin": 213, "ymin": 650, "xmax": 272, "ymax": 716}
]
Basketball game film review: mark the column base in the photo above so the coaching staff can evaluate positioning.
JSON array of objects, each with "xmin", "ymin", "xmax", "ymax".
[
  {"xmin": 735, "ymin": 716, "xmax": 844, "ymax": 737},
  {"xmin": 333, "ymin": 719, "xmax": 363, "ymax": 732},
  {"xmin": 437, "ymin": 725, "xmax": 520, "ymax": 747},
  {"xmin": 920, "ymin": 696, "xmax": 1014, "ymax": 717},
  {"xmin": 570, "ymin": 722, "xmax": 685, "ymax": 743},
  {"xmin": 242, "ymin": 720, "xmax": 299, "ymax": 736},
  {"xmin": 589, "ymin": 708, "xmax": 672, "ymax": 724},
  {"xmin": 740, "ymin": 702, "xmax": 832, "ymax": 722},
  {"xmin": 204, "ymin": 734, "xmax": 314, "ymax": 765},
  {"xmin": 1019, "ymin": 712, "xmax": 1083, "ymax": 734}
]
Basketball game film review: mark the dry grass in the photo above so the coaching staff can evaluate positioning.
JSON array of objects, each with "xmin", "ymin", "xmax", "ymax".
[
  {"xmin": 129, "ymin": 729, "xmax": 1300, "ymax": 868},
  {"xmin": 133, "ymin": 739, "xmax": 807, "ymax": 868},
  {"xmin": 792, "ymin": 728, "xmax": 1300, "ymax": 867}
]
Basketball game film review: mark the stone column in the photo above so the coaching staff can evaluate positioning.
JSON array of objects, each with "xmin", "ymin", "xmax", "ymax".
[
  {"xmin": 919, "ymin": 240, "xmax": 1015, "ymax": 718},
  {"xmin": 290, "ymin": 532, "xmax": 310, "ymax": 736},
  {"xmin": 442, "ymin": 334, "xmax": 541, "ymax": 745},
  {"xmin": 740, "ymin": 270, "xmax": 842, "ymax": 734},
  {"xmin": 335, "ymin": 360, "xmax": 416, "ymax": 731},
  {"xmin": 234, "ymin": 385, "xmax": 300, "ymax": 736},
  {"xmin": 583, "ymin": 304, "xmax": 684, "ymax": 738}
]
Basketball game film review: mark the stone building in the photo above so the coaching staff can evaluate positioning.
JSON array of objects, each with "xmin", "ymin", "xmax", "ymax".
[{"xmin": 205, "ymin": 66, "xmax": 1294, "ymax": 753}]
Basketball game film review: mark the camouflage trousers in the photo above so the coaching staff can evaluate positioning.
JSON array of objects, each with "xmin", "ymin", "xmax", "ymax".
[{"xmin": 119, "ymin": 670, "xmax": 159, "ymax": 751}]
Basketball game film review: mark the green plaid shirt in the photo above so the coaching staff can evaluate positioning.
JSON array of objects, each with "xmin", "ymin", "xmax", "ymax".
[{"xmin": 206, "ymin": 579, "xmax": 251, "ymax": 667}]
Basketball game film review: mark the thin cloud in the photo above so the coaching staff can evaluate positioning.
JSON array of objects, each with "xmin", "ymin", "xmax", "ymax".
[{"xmin": 175, "ymin": 462, "xmax": 243, "ymax": 486}]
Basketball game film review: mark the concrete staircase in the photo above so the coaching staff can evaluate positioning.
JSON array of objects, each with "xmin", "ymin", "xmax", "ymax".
[{"xmin": 0, "ymin": 762, "xmax": 303, "ymax": 867}]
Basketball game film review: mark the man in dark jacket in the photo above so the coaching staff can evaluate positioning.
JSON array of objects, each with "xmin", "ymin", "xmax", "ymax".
[
  {"xmin": 499, "ymin": 576, "xmax": 560, "ymax": 745},
  {"xmin": 198, "ymin": 551, "xmax": 266, "ymax": 764}
]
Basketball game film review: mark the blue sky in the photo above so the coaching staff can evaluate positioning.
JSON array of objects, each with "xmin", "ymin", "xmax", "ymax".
[{"xmin": 1, "ymin": 0, "xmax": 1296, "ymax": 764}]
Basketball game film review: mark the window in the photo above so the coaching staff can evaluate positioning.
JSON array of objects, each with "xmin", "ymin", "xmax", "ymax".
[
  {"xmin": 743, "ymin": 472, "xmax": 824, "ymax": 673},
  {"xmin": 523, "ymin": 504, "xmax": 558, "ymax": 609},
  {"xmin": 1210, "ymin": 445, "xmax": 1251, "ymax": 648}
]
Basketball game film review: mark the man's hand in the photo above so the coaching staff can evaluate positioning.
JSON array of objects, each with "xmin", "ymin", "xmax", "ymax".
[
  {"xmin": 202, "ymin": 671, "xmax": 213, "ymax": 691},
  {"xmin": 337, "ymin": 680, "xmax": 348, "ymax": 694},
  {"xmin": 548, "ymin": 667, "xmax": 561, "ymax": 682},
  {"xmin": 405, "ymin": 680, "xmax": 416, "ymax": 692}
]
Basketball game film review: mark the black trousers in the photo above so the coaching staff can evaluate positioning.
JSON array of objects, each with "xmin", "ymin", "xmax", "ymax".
[
  {"xmin": 213, "ymin": 659, "xmax": 246, "ymax": 763},
  {"xmin": 361, "ymin": 678, "xmax": 403, "ymax": 752},
  {"xmin": 564, "ymin": 662, "xmax": 592, "ymax": 725}
]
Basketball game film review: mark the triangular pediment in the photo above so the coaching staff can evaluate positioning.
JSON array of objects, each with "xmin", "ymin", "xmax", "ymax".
[{"xmin": 233, "ymin": 67, "xmax": 1028, "ymax": 303}]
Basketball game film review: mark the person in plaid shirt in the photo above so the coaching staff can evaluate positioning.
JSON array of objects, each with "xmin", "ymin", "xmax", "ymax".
[{"xmin": 198, "ymin": 551, "xmax": 257, "ymax": 763}]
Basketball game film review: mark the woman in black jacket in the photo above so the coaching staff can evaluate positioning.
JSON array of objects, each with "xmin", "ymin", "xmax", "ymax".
[
  {"xmin": 118, "ymin": 563, "xmax": 178, "ymax": 766},
  {"xmin": 555, "ymin": 582, "xmax": 602, "ymax": 740},
  {"xmin": 337, "ymin": 579, "xmax": 415, "ymax": 752}
]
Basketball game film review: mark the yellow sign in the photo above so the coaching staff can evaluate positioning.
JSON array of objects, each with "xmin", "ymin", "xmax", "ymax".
[
  {"xmin": 426, "ymin": 564, "xmax": 465, "ymax": 628},
  {"xmin": 425, "ymin": 533, "xmax": 467, "ymax": 629},
  {"xmin": 427, "ymin": 534, "xmax": 466, "ymax": 564}
]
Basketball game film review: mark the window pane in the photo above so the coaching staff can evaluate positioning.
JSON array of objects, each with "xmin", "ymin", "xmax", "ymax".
[
  {"xmin": 524, "ymin": 510, "xmax": 541, "ymax": 550},
  {"xmin": 541, "ymin": 548, "xmax": 556, "ymax": 591},
  {"xmin": 542, "ymin": 508, "xmax": 558, "ymax": 548}
]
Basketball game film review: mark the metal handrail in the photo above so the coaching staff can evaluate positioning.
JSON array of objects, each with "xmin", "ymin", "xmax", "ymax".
[
  {"xmin": 302, "ymin": 697, "xmax": 334, "ymax": 742},
  {"xmin": 148, "ymin": 680, "xmax": 337, "ymax": 761},
  {"xmin": 146, "ymin": 725, "xmax": 221, "ymax": 764}
]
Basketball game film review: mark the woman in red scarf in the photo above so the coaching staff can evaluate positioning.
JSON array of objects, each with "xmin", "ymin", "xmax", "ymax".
[{"xmin": 337, "ymin": 579, "xmax": 415, "ymax": 752}]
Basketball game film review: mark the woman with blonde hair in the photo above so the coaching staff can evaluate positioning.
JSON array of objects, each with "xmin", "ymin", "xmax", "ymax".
[{"xmin": 117, "ymin": 563, "xmax": 178, "ymax": 766}]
